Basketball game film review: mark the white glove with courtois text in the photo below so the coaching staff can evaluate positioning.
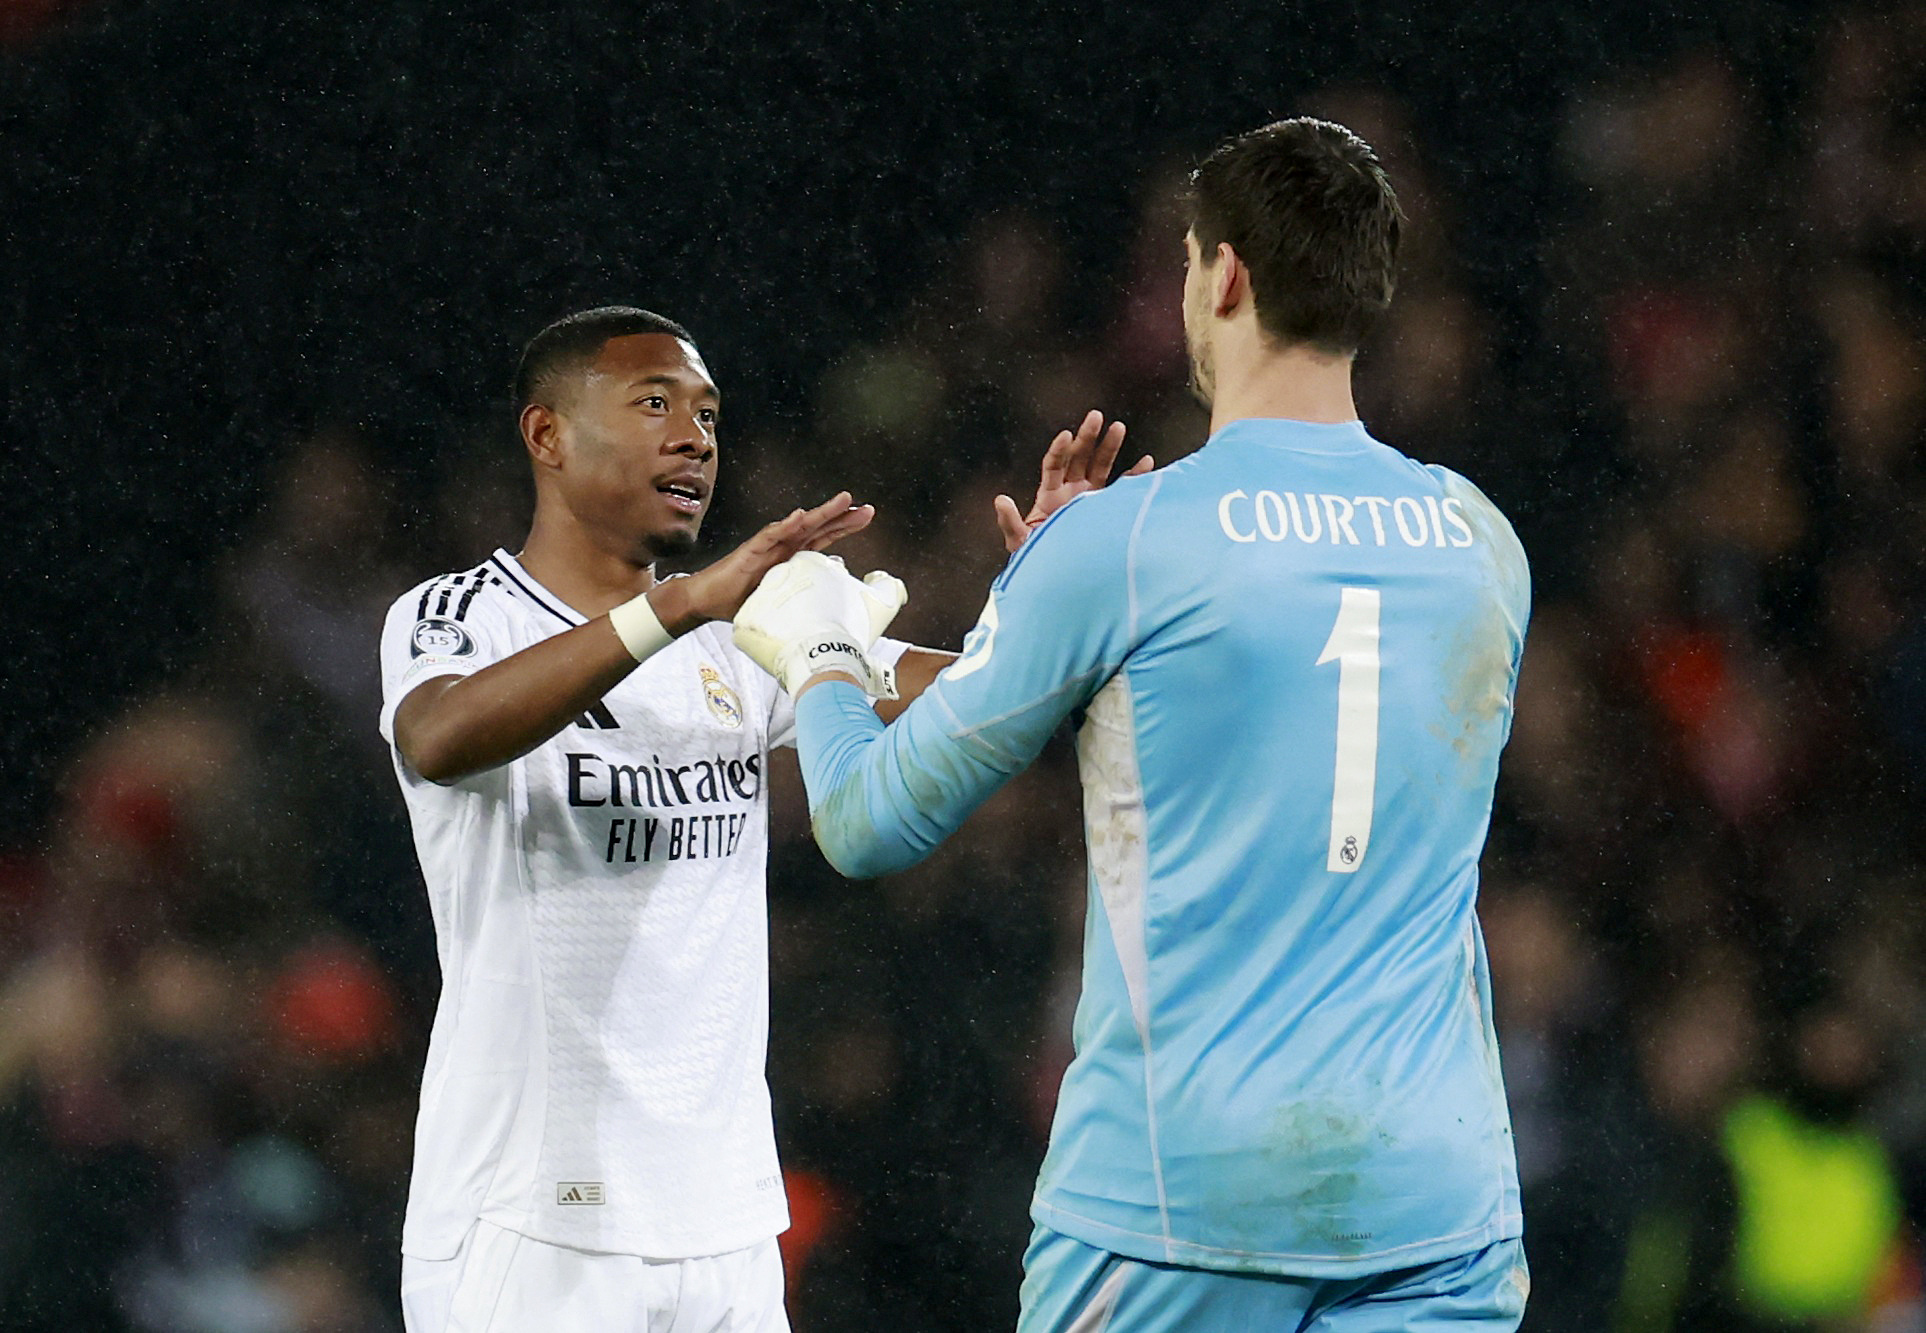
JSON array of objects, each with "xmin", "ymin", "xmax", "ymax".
[{"xmin": 732, "ymin": 551, "xmax": 907, "ymax": 699}]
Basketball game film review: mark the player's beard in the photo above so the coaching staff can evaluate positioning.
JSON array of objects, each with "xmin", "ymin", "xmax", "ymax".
[
  {"xmin": 645, "ymin": 524, "xmax": 700, "ymax": 559},
  {"xmin": 1186, "ymin": 329, "xmax": 1214, "ymax": 411}
]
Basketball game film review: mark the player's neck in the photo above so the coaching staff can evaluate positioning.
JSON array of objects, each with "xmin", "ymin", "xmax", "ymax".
[
  {"xmin": 517, "ymin": 506, "xmax": 657, "ymax": 620},
  {"xmin": 1206, "ymin": 338, "xmax": 1359, "ymax": 434}
]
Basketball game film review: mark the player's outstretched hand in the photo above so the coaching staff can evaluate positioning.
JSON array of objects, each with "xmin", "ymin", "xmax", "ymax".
[
  {"xmin": 663, "ymin": 493, "xmax": 875, "ymax": 631},
  {"xmin": 733, "ymin": 551, "xmax": 906, "ymax": 699},
  {"xmin": 994, "ymin": 409, "xmax": 1153, "ymax": 553}
]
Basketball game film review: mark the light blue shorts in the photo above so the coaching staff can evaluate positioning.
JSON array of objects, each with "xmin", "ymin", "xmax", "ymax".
[{"xmin": 1018, "ymin": 1226, "xmax": 1528, "ymax": 1333}]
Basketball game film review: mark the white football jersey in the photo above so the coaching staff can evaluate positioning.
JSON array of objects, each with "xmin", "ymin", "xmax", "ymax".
[{"xmin": 378, "ymin": 549, "xmax": 896, "ymax": 1261}]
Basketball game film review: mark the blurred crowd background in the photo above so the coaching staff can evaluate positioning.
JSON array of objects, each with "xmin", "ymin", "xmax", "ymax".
[{"xmin": 6, "ymin": 0, "xmax": 1926, "ymax": 1329}]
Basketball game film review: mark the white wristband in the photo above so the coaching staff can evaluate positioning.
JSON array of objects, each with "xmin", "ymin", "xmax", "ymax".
[{"xmin": 608, "ymin": 592, "xmax": 675, "ymax": 663}]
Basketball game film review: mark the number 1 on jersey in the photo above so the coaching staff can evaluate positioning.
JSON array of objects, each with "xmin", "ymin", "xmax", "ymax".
[{"xmin": 1317, "ymin": 587, "xmax": 1381, "ymax": 874}]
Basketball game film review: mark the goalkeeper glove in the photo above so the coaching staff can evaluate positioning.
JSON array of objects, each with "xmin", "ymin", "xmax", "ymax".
[{"xmin": 732, "ymin": 551, "xmax": 907, "ymax": 698}]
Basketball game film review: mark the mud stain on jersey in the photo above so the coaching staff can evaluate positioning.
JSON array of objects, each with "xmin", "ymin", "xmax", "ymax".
[{"xmin": 1192, "ymin": 1097, "xmax": 1388, "ymax": 1265}]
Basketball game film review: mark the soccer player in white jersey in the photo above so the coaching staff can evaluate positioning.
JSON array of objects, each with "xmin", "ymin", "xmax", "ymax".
[
  {"xmin": 375, "ymin": 307, "xmax": 922, "ymax": 1332},
  {"xmin": 378, "ymin": 306, "xmax": 1138, "ymax": 1332},
  {"xmin": 736, "ymin": 121, "xmax": 1533, "ymax": 1332}
]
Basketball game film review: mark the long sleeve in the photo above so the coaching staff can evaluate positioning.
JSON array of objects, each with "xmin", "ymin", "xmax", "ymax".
[{"xmin": 794, "ymin": 483, "xmax": 1152, "ymax": 878}]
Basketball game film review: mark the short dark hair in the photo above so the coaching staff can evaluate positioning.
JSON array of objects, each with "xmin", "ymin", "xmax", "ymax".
[
  {"xmin": 513, "ymin": 306, "xmax": 696, "ymax": 409},
  {"xmin": 1188, "ymin": 118, "xmax": 1402, "ymax": 355}
]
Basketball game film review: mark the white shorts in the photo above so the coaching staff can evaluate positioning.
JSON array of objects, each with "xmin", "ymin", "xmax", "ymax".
[{"xmin": 400, "ymin": 1220, "xmax": 790, "ymax": 1333}]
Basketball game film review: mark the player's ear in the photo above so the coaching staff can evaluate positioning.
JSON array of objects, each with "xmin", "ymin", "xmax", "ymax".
[
  {"xmin": 1212, "ymin": 242, "xmax": 1242, "ymax": 318},
  {"xmin": 522, "ymin": 403, "xmax": 565, "ymax": 471}
]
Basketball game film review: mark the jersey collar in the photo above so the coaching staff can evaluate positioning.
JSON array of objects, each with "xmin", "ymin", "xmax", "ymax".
[
  {"xmin": 1205, "ymin": 418, "xmax": 1375, "ymax": 455},
  {"xmin": 488, "ymin": 549, "xmax": 587, "ymax": 627}
]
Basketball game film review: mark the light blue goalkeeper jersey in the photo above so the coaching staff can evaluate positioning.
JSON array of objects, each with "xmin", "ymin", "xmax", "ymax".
[{"xmin": 794, "ymin": 417, "xmax": 1530, "ymax": 1278}]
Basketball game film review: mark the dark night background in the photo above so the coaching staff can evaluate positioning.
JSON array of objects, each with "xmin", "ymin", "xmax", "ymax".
[
  {"xmin": 0, "ymin": 0, "xmax": 1809, "ymax": 837},
  {"xmin": 14, "ymin": 1, "xmax": 1926, "ymax": 1330}
]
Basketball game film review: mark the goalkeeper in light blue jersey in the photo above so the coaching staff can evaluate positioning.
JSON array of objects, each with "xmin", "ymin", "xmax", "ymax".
[{"xmin": 736, "ymin": 119, "xmax": 1531, "ymax": 1332}]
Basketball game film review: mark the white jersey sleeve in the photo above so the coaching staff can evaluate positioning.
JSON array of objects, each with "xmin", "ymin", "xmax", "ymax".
[{"xmin": 379, "ymin": 570, "xmax": 518, "ymax": 747}]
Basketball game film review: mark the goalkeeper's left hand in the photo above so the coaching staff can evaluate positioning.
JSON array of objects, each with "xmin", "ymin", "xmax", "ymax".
[
  {"xmin": 993, "ymin": 408, "xmax": 1153, "ymax": 553},
  {"xmin": 732, "ymin": 551, "xmax": 907, "ymax": 699}
]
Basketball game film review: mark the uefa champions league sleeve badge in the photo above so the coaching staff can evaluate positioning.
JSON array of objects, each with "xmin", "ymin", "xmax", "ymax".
[{"xmin": 411, "ymin": 618, "xmax": 477, "ymax": 659}]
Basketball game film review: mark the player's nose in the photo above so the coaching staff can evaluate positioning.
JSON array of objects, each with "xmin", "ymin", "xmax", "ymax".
[
  {"xmin": 663, "ymin": 419, "xmax": 715, "ymax": 463},
  {"xmin": 666, "ymin": 435, "xmax": 715, "ymax": 464}
]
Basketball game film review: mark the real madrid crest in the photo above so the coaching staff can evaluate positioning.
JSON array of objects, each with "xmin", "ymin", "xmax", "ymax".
[{"xmin": 700, "ymin": 665, "xmax": 743, "ymax": 729}]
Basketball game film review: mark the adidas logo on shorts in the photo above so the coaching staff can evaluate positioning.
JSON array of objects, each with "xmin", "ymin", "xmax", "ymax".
[{"xmin": 557, "ymin": 1182, "xmax": 606, "ymax": 1205}]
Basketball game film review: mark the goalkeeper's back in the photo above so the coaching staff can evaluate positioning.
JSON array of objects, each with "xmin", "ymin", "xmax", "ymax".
[
  {"xmin": 1004, "ymin": 415, "xmax": 1530, "ymax": 1277},
  {"xmin": 786, "ymin": 112, "xmax": 1528, "ymax": 1304},
  {"xmin": 795, "ymin": 413, "xmax": 1529, "ymax": 1278}
]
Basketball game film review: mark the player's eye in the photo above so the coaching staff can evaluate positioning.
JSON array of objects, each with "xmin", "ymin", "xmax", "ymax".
[
  {"xmin": 634, "ymin": 395, "xmax": 667, "ymax": 411},
  {"xmin": 698, "ymin": 408, "xmax": 718, "ymax": 426}
]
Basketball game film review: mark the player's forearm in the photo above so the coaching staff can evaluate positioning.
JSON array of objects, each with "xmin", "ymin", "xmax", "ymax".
[
  {"xmin": 796, "ymin": 679, "xmax": 1017, "ymax": 878},
  {"xmin": 396, "ymin": 619, "xmax": 641, "ymax": 783},
  {"xmin": 796, "ymin": 682, "xmax": 929, "ymax": 877},
  {"xmin": 875, "ymin": 647, "xmax": 957, "ymax": 722}
]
